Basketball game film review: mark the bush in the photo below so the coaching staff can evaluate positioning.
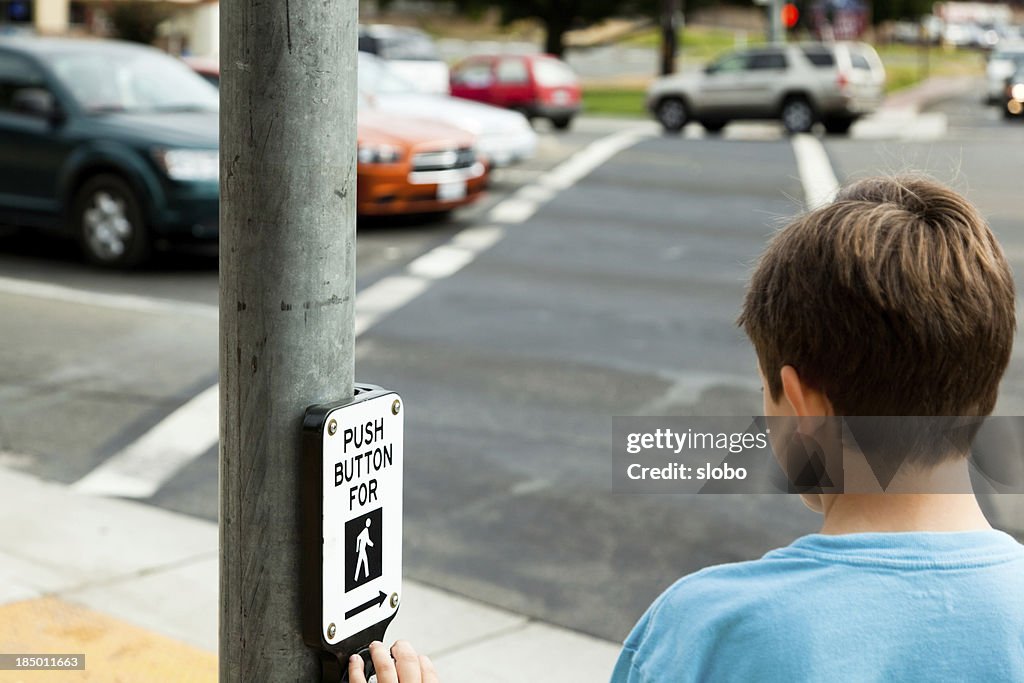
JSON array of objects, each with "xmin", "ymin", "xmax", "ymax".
[{"xmin": 106, "ymin": 1, "xmax": 170, "ymax": 45}]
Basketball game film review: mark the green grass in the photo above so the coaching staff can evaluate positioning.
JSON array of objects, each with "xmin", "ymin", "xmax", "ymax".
[
  {"xmin": 874, "ymin": 44, "xmax": 984, "ymax": 93},
  {"xmin": 582, "ymin": 87, "xmax": 648, "ymax": 118},
  {"xmin": 621, "ymin": 25, "xmax": 764, "ymax": 61}
]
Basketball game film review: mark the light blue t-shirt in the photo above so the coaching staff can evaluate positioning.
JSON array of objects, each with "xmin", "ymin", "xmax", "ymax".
[{"xmin": 612, "ymin": 530, "xmax": 1024, "ymax": 682}]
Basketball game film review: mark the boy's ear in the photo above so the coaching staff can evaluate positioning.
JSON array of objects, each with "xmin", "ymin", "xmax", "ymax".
[{"xmin": 780, "ymin": 365, "xmax": 833, "ymax": 417}]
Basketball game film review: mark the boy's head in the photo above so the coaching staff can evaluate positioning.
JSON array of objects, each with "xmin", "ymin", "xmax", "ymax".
[{"xmin": 739, "ymin": 175, "xmax": 1015, "ymax": 429}]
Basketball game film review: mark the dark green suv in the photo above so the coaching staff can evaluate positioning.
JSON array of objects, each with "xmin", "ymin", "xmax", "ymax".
[{"xmin": 0, "ymin": 37, "xmax": 218, "ymax": 267}]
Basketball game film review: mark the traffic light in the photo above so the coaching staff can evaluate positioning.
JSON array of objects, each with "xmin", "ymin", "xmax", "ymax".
[{"xmin": 781, "ymin": 3, "xmax": 800, "ymax": 29}]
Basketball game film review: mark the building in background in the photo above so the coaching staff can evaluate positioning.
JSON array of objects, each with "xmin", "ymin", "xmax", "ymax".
[{"xmin": 3, "ymin": 0, "xmax": 217, "ymax": 56}]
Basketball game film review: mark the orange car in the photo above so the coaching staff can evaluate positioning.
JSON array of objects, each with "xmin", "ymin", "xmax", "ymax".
[
  {"xmin": 182, "ymin": 58, "xmax": 486, "ymax": 216},
  {"xmin": 356, "ymin": 111, "xmax": 487, "ymax": 216}
]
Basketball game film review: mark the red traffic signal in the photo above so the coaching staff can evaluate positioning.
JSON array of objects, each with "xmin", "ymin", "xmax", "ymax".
[{"xmin": 781, "ymin": 3, "xmax": 799, "ymax": 29}]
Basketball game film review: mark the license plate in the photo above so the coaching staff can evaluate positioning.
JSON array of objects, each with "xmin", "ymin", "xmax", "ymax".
[
  {"xmin": 437, "ymin": 180, "xmax": 467, "ymax": 202},
  {"xmin": 552, "ymin": 89, "xmax": 570, "ymax": 105}
]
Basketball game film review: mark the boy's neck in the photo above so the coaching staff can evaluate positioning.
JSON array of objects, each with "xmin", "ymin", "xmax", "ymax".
[{"xmin": 818, "ymin": 493, "xmax": 992, "ymax": 535}]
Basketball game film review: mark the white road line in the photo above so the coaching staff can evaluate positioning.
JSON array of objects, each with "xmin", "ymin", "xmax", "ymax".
[
  {"xmin": 0, "ymin": 275, "xmax": 218, "ymax": 318},
  {"xmin": 71, "ymin": 126, "xmax": 652, "ymax": 499},
  {"xmin": 851, "ymin": 111, "xmax": 948, "ymax": 141},
  {"xmin": 357, "ymin": 274, "xmax": 433, "ymax": 314},
  {"xmin": 488, "ymin": 127, "xmax": 652, "ymax": 223},
  {"xmin": 452, "ymin": 224, "xmax": 504, "ymax": 251},
  {"xmin": 791, "ymin": 134, "xmax": 840, "ymax": 210},
  {"xmin": 488, "ymin": 197, "xmax": 539, "ymax": 225},
  {"xmin": 407, "ymin": 244, "xmax": 477, "ymax": 280},
  {"xmin": 72, "ymin": 384, "xmax": 220, "ymax": 498}
]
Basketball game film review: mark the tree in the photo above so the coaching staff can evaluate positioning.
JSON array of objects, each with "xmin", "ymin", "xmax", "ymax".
[
  {"xmin": 869, "ymin": 0, "xmax": 934, "ymax": 25},
  {"xmin": 446, "ymin": 0, "xmax": 654, "ymax": 57},
  {"xmin": 432, "ymin": 0, "xmax": 749, "ymax": 62},
  {"xmin": 105, "ymin": 1, "xmax": 171, "ymax": 45},
  {"xmin": 660, "ymin": 0, "xmax": 682, "ymax": 75}
]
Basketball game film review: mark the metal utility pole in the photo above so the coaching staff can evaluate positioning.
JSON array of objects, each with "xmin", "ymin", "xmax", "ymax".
[
  {"xmin": 769, "ymin": 0, "xmax": 784, "ymax": 44},
  {"xmin": 219, "ymin": 0, "xmax": 358, "ymax": 678},
  {"xmin": 660, "ymin": 0, "xmax": 682, "ymax": 76}
]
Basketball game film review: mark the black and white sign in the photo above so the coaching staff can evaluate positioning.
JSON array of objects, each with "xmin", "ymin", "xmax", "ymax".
[
  {"xmin": 319, "ymin": 391, "xmax": 403, "ymax": 645},
  {"xmin": 345, "ymin": 507, "xmax": 383, "ymax": 592}
]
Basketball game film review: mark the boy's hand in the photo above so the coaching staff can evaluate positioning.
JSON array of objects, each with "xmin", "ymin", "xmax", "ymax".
[{"xmin": 348, "ymin": 640, "xmax": 439, "ymax": 683}]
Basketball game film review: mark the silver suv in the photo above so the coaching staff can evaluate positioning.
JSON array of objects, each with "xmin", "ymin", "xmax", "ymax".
[{"xmin": 646, "ymin": 42, "xmax": 886, "ymax": 135}]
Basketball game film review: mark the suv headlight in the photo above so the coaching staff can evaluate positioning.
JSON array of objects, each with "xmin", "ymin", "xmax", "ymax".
[
  {"xmin": 357, "ymin": 144, "xmax": 402, "ymax": 164},
  {"xmin": 1012, "ymin": 83, "xmax": 1024, "ymax": 102},
  {"xmin": 153, "ymin": 149, "xmax": 219, "ymax": 181}
]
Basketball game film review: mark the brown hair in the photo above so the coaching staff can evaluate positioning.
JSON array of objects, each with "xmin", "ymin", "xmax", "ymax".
[{"xmin": 739, "ymin": 175, "xmax": 1015, "ymax": 418}]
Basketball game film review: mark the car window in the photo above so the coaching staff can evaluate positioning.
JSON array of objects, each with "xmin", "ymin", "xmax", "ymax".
[
  {"xmin": 533, "ymin": 58, "xmax": 576, "ymax": 87},
  {"xmin": 748, "ymin": 52, "xmax": 788, "ymax": 70},
  {"xmin": 378, "ymin": 33, "xmax": 439, "ymax": 62},
  {"xmin": 358, "ymin": 35, "xmax": 378, "ymax": 55},
  {"xmin": 849, "ymin": 52, "xmax": 871, "ymax": 70},
  {"xmin": 49, "ymin": 49, "xmax": 218, "ymax": 113},
  {"xmin": 710, "ymin": 53, "xmax": 749, "ymax": 74},
  {"xmin": 0, "ymin": 53, "xmax": 50, "ymax": 115},
  {"xmin": 358, "ymin": 52, "xmax": 416, "ymax": 95},
  {"xmin": 801, "ymin": 46, "xmax": 835, "ymax": 67},
  {"xmin": 496, "ymin": 58, "xmax": 529, "ymax": 85},
  {"xmin": 452, "ymin": 60, "xmax": 494, "ymax": 88}
]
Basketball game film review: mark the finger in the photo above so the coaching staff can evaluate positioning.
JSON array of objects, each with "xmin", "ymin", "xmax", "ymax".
[
  {"xmin": 369, "ymin": 640, "xmax": 397, "ymax": 682},
  {"xmin": 347, "ymin": 653, "xmax": 367, "ymax": 683},
  {"xmin": 391, "ymin": 640, "xmax": 422, "ymax": 683},
  {"xmin": 419, "ymin": 654, "xmax": 440, "ymax": 683}
]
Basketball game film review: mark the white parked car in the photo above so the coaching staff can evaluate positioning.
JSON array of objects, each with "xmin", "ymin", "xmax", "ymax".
[
  {"xmin": 358, "ymin": 52, "xmax": 537, "ymax": 167},
  {"xmin": 987, "ymin": 44, "xmax": 1024, "ymax": 103},
  {"xmin": 358, "ymin": 24, "xmax": 449, "ymax": 95},
  {"xmin": 646, "ymin": 42, "xmax": 885, "ymax": 135}
]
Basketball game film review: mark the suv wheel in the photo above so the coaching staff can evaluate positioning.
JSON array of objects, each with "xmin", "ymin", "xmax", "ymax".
[
  {"xmin": 781, "ymin": 97, "xmax": 815, "ymax": 134},
  {"xmin": 656, "ymin": 97, "xmax": 688, "ymax": 133},
  {"xmin": 74, "ymin": 174, "xmax": 151, "ymax": 268}
]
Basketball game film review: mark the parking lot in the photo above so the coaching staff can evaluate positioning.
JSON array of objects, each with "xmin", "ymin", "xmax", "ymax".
[{"xmin": 2, "ymin": 82, "xmax": 1024, "ymax": 645}]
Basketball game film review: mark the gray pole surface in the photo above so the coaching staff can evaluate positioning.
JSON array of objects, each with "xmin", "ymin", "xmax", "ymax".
[{"xmin": 219, "ymin": 0, "xmax": 357, "ymax": 679}]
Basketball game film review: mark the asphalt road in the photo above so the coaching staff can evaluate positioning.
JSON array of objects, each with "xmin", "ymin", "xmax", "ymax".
[{"xmin": 2, "ymin": 90, "xmax": 1023, "ymax": 643}]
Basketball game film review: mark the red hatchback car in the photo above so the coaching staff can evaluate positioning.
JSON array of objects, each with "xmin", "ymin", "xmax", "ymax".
[{"xmin": 449, "ymin": 54, "xmax": 582, "ymax": 130}]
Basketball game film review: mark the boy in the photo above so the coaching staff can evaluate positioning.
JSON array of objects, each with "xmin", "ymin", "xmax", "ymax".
[
  {"xmin": 611, "ymin": 175, "xmax": 1024, "ymax": 682},
  {"xmin": 359, "ymin": 176, "xmax": 1023, "ymax": 683}
]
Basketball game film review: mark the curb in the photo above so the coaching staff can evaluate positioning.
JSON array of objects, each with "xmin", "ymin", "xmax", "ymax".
[
  {"xmin": 0, "ymin": 466, "xmax": 620, "ymax": 681},
  {"xmin": 880, "ymin": 75, "xmax": 978, "ymax": 114}
]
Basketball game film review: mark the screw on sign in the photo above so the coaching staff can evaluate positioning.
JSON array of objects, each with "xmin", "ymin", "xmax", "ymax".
[{"xmin": 302, "ymin": 385, "xmax": 404, "ymax": 675}]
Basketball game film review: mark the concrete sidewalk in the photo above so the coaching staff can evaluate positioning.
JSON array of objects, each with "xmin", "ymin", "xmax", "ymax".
[
  {"xmin": 880, "ymin": 75, "xmax": 979, "ymax": 114},
  {"xmin": 0, "ymin": 466, "xmax": 620, "ymax": 682},
  {"xmin": 849, "ymin": 75, "xmax": 978, "ymax": 141}
]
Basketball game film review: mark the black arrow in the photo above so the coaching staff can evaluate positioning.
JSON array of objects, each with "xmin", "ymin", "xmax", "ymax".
[{"xmin": 345, "ymin": 590, "xmax": 387, "ymax": 620}]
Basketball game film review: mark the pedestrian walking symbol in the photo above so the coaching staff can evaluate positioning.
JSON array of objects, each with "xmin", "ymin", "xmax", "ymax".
[
  {"xmin": 354, "ymin": 519, "xmax": 374, "ymax": 581},
  {"xmin": 345, "ymin": 507, "xmax": 382, "ymax": 592}
]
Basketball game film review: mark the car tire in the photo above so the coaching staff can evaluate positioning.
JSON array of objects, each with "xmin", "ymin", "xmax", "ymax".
[
  {"xmin": 822, "ymin": 116, "xmax": 855, "ymax": 135},
  {"xmin": 551, "ymin": 115, "xmax": 573, "ymax": 130},
  {"xmin": 781, "ymin": 96, "xmax": 815, "ymax": 134},
  {"xmin": 655, "ymin": 97, "xmax": 688, "ymax": 134},
  {"xmin": 73, "ymin": 174, "xmax": 151, "ymax": 268},
  {"xmin": 700, "ymin": 119, "xmax": 727, "ymax": 134}
]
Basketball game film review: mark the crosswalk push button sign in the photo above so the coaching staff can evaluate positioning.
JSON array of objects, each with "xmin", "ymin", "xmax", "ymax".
[{"xmin": 302, "ymin": 385, "xmax": 403, "ymax": 652}]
